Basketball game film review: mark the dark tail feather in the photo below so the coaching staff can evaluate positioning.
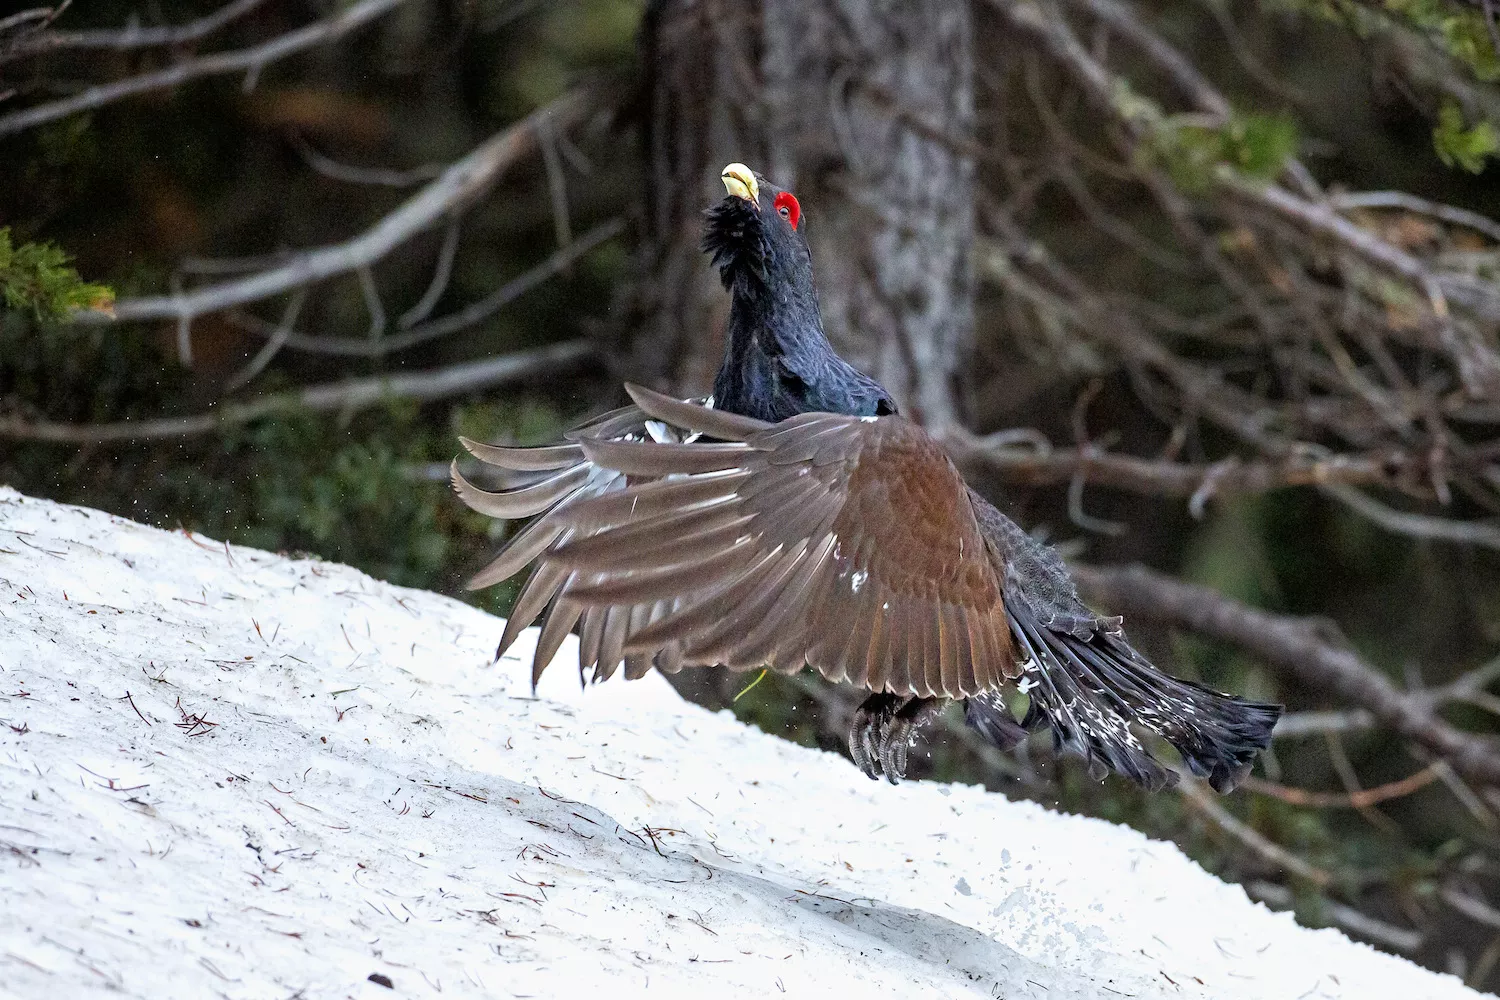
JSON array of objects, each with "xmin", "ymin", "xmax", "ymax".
[
  {"xmin": 963, "ymin": 692, "xmax": 1029, "ymax": 750},
  {"xmin": 991, "ymin": 600, "xmax": 1281, "ymax": 793}
]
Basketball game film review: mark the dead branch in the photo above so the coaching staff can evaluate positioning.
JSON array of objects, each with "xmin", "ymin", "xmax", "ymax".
[
  {"xmin": 1177, "ymin": 776, "xmax": 1332, "ymax": 885},
  {"xmin": 1273, "ymin": 710, "xmax": 1378, "ymax": 738},
  {"xmin": 223, "ymin": 287, "xmax": 304, "ymax": 392},
  {"xmin": 1322, "ymin": 484, "xmax": 1500, "ymax": 550},
  {"xmin": 225, "ymin": 218, "xmax": 623, "ymax": 358},
  {"xmin": 1247, "ymin": 881, "xmax": 1425, "ymax": 953},
  {"xmin": 399, "ymin": 218, "xmax": 462, "ymax": 328},
  {"xmin": 1444, "ymin": 886, "xmax": 1500, "ymax": 932},
  {"xmin": 0, "ymin": 2, "xmax": 72, "ymax": 57},
  {"xmin": 0, "ymin": 0, "xmax": 269, "ymax": 65},
  {"xmin": 987, "ymin": 0, "xmax": 1500, "ymax": 397},
  {"xmin": 288, "ymin": 132, "xmax": 447, "ymax": 189},
  {"xmin": 1240, "ymin": 766, "xmax": 1439, "ymax": 809},
  {"xmin": 1073, "ymin": 562, "xmax": 1500, "ymax": 789},
  {"xmin": 74, "ymin": 89, "xmax": 596, "ymax": 327},
  {"xmin": 1379, "ymin": 11, "xmax": 1500, "ymax": 132},
  {"xmin": 1330, "ymin": 191, "xmax": 1500, "ymax": 246},
  {"xmin": 946, "ymin": 428, "xmax": 1402, "ymax": 500},
  {"xmin": 1273, "ymin": 664, "xmax": 1500, "ymax": 740},
  {"xmin": 1060, "ymin": 0, "xmax": 1229, "ymax": 119},
  {"xmin": 1227, "ymin": 179, "xmax": 1500, "ymax": 394},
  {"xmin": 978, "ymin": 205, "xmax": 1500, "ymax": 539},
  {"xmin": 0, "ymin": 340, "xmax": 593, "ymax": 443},
  {"xmin": 0, "ymin": 0, "xmax": 408, "ymax": 138}
]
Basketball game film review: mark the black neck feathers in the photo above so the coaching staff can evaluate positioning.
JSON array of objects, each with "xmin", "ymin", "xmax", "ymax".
[{"xmin": 701, "ymin": 194, "xmax": 896, "ymax": 423}]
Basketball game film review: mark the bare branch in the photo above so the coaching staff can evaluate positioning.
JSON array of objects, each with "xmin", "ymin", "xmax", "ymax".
[
  {"xmin": 356, "ymin": 265, "xmax": 386, "ymax": 340},
  {"xmin": 1061, "ymin": 0, "xmax": 1229, "ymax": 119},
  {"xmin": 175, "ymin": 314, "xmax": 193, "ymax": 368},
  {"xmin": 946, "ymin": 428, "xmax": 1404, "ymax": 501},
  {"xmin": 224, "ymin": 288, "xmax": 305, "ymax": 393},
  {"xmin": 1444, "ymin": 886, "xmax": 1500, "ymax": 932},
  {"xmin": 1177, "ymin": 776, "xmax": 1332, "ymax": 885},
  {"xmin": 1247, "ymin": 881, "xmax": 1425, "ymax": 953},
  {"xmin": 1073, "ymin": 562, "xmax": 1500, "ymax": 789},
  {"xmin": 0, "ymin": 0, "xmax": 268, "ymax": 65},
  {"xmin": 75, "ymin": 89, "xmax": 597, "ymax": 326},
  {"xmin": 1240, "ymin": 766, "xmax": 1439, "ymax": 809},
  {"xmin": 986, "ymin": 0, "xmax": 1500, "ymax": 396},
  {"xmin": 1382, "ymin": 12, "xmax": 1500, "ymax": 132},
  {"xmin": 227, "ymin": 218, "xmax": 623, "ymax": 357},
  {"xmin": 1227, "ymin": 178, "xmax": 1500, "ymax": 395},
  {"xmin": 0, "ymin": 0, "xmax": 408, "ymax": 138},
  {"xmin": 1322, "ymin": 483, "xmax": 1500, "ymax": 550},
  {"xmin": 1192, "ymin": 0, "xmax": 1310, "ymax": 107},
  {"xmin": 538, "ymin": 119, "xmax": 573, "ymax": 250},
  {"xmin": 1273, "ymin": 662, "xmax": 1500, "ymax": 738},
  {"xmin": 288, "ymin": 132, "xmax": 446, "ymax": 189},
  {"xmin": 980, "ymin": 170, "xmax": 1500, "ymax": 528},
  {"xmin": 1330, "ymin": 191, "xmax": 1500, "ymax": 246},
  {"xmin": 1425, "ymin": 758, "xmax": 1500, "ymax": 830},
  {"xmin": 0, "ymin": 5, "xmax": 68, "ymax": 40},
  {"xmin": 399, "ymin": 218, "xmax": 462, "ymax": 329},
  {"xmin": 980, "ymin": 222, "xmax": 1456, "ymax": 504},
  {"xmin": 0, "ymin": 340, "xmax": 594, "ymax": 443},
  {"xmin": 1272, "ymin": 710, "xmax": 1378, "ymax": 738}
]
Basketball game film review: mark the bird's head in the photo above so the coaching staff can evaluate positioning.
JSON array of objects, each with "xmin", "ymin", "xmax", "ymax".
[{"xmin": 701, "ymin": 162, "xmax": 809, "ymax": 293}]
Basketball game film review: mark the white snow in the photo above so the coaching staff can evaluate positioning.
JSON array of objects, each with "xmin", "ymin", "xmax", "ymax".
[{"xmin": 0, "ymin": 486, "xmax": 1478, "ymax": 1000}]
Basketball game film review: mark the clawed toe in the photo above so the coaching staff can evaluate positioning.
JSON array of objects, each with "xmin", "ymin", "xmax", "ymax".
[
  {"xmin": 878, "ymin": 717, "xmax": 911, "ymax": 784},
  {"xmin": 848, "ymin": 692, "xmax": 898, "ymax": 780},
  {"xmin": 848, "ymin": 693, "xmax": 941, "ymax": 785}
]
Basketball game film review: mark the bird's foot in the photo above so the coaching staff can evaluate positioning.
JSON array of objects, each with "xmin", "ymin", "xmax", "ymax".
[{"xmin": 848, "ymin": 693, "xmax": 942, "ymax": 785}]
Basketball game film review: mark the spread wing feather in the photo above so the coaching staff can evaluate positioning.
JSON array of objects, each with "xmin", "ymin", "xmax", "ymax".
[
  {"xmin": 453, "ymin": 383, "xmax": 1018, "ymax": 699},
  {"xmin": 452, "ymin": 399, "xmax": 692, "ymax": 682}
]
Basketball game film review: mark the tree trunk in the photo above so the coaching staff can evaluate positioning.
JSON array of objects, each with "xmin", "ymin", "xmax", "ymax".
[{"xmin": 628, "ymin": 0, "xmax": 975, "ymax": 426}]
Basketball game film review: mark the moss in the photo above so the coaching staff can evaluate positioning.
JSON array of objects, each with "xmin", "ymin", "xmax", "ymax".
[
  {"xmin": 1139, "ymin": 108, "xmax": 1300, "ymax": 192},
  {"xmin": 1434, "ymin": 98, "xmax": 1500, "ymax": 171},
  {"xmin": 1383, "ymin": 0, "xmax": 1500, "ymax": 81}
]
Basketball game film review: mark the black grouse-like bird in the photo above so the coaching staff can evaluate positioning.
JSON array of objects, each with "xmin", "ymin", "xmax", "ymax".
[{"xmin": 452, "ymin": 164, "xmax": 1280, "ymax": 792}]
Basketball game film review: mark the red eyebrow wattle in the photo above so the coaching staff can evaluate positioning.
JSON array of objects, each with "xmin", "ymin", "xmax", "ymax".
[{"xmin": 774, "ymin": 191, "xmax": 801, "ymax": 230}]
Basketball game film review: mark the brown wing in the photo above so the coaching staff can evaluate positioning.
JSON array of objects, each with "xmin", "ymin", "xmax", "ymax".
[
  {"xmin": 544, "ymin": 387, "xmax": 1019, "ymax": 699},
  {"xmin": 450, "ymin": 392, "xmax": 776, "ymax": 687}
]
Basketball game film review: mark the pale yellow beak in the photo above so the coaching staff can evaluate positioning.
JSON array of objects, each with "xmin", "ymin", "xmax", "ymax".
[{"xmin": 720, "ymin": 163, "xmax": 759, "ymax": 205}]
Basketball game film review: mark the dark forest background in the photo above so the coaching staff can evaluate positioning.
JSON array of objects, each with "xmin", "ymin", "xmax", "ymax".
[{"xmin": 7, "ymin": 0, "xmax": 1500, "ymax": 985}]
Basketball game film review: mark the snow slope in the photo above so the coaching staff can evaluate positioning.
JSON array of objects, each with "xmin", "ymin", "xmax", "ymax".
[{"xmin": 0, "ymin": 486, "xmax": 1478, "ymax": 1000}]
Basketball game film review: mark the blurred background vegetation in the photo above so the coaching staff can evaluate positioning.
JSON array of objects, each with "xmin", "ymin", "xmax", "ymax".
[{"xmin": 7, "ymin": 0, "xmax": 1500, "ymax": 986}]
